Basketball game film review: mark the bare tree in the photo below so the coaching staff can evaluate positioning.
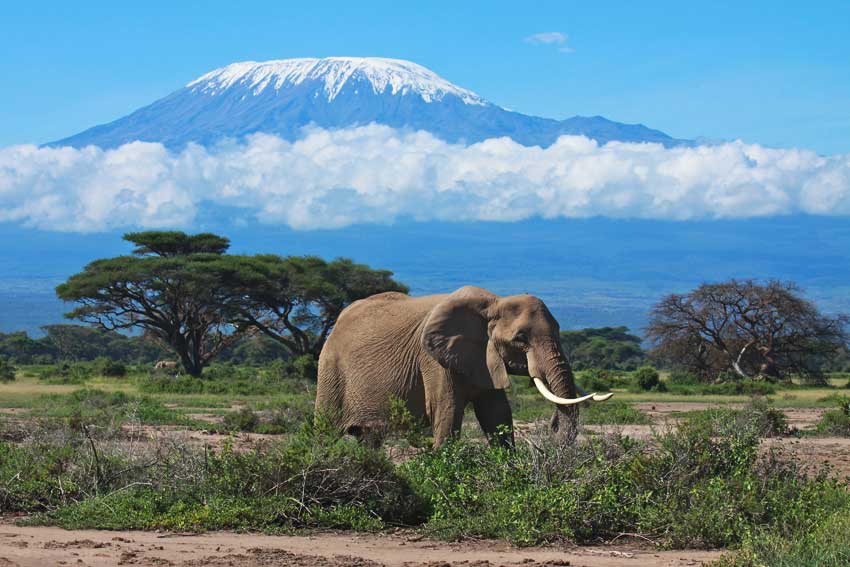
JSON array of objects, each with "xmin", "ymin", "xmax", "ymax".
[{"xmin": 647, "ymin": 280, "xmax": 849, "ymax": 383}]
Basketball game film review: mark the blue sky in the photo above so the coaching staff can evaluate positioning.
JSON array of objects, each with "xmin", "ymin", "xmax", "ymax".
[{"xmin": 1, "ymin": 0, "xmax": 848, "ymax": 154}]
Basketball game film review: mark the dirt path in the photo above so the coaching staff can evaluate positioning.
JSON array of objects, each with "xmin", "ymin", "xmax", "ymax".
[{"xmin": 0, "ymin": 524, "xmax": 724, "ymax": 567}]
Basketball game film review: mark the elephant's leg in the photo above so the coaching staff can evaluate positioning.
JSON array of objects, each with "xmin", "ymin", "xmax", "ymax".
[
  {"xmin": 429, "ymin": 387, "xmax": 467, "ymax": 447},
  {"xmin": 472, "ymin": 389, "xmax": 515, "ymax": 447}
]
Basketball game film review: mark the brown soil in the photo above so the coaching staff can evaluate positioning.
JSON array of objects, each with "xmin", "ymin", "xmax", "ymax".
[{"xmin": 0, "ymin": 524, "xmax": 725, "ymax": 567}]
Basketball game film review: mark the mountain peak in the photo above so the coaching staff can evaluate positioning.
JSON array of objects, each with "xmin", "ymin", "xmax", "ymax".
[
  {"xmin": 185, "ymin": 57, "xmax": 489, "ymax": 106},
  {"xmin": 50, "ymin": 56, "xmax": 689, "ymax": 149}
]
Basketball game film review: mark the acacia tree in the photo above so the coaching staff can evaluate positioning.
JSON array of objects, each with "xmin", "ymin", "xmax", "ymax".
[
  {"xmin": 56, "ymin": 231, "xmax": 246, "ymax": 376},
  {"xmin": 647, "ymin": 280, "xmax": 849, "ymax": 383},
  {"xmin": 218, "ymin": 254, "xmax": 408, "ymax": 357}
]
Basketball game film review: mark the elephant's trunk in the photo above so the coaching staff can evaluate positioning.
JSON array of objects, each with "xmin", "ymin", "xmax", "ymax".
[{"xmin": 528, "ymin": 337, "xmax": 611, "ymax": 444}]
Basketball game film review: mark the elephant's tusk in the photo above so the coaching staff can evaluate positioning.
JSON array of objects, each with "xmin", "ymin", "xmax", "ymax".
[
  {"xmin": 575, "ymin": 383, "xmax": 615, "ymax": 402},
  {"xmin": 533, "ymin": 377, "xmax": 596, "ymax": 405}
]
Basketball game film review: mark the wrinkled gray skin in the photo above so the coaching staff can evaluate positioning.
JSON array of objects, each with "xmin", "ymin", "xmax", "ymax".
[{"xmin": 315, "ymin": 286, "xmax": 580, "ymax": 447}]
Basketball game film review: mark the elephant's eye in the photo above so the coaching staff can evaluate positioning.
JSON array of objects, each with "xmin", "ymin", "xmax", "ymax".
[{"xmin": 512, "ymin": 332, "xmax": 529, "ymax": 344}]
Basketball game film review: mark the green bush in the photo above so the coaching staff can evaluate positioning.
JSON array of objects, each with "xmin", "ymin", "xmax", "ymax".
[
  {"xmin": 31, "ymin": 389, "xmax": 188, "ymax": 427},
  {"xmin": 222, "ymin": 407, "xmax": 260, "ymax": 432},
  {"xmin": 402, "ymin": 420, "xmax": 845, "ymax": 547},
  {"xmin": 666, "ymin": 380, "xmax": 777, "ymax": 396},
  {"xmin": 3, "ymin": 417, "xmax": 424, "ymax": 531},
  {"xmin": 668, "ymin": 370, "xmax": 699, "ymax": 386},
  {"xmin": 815, "ymin": 395, "xmax": 850, "ymax": 436},
  {"xmin": 92, "ymin": 356, "xmax": 127, "ymax": 377},
  {"xmin": 633, "ymin": 366, "xmax": 666, "ymax": 392},
  {"xmin": 713, "ymin": 505, "xmax": 850, "ymax": 567},
  {"xmin": 36, "ymin": 361, "xmax": 93, "ymax": 384},
  {"xmin": 3, "ymin": 401, "xmax": 846, "ymax": 550},
  {"xmin": 686, "ymin": 398, "xmax": 788, "ymax": 438},
  {"xmin": 576, "ymin": 368, "xmax": 612, "ymax": 392},
  {"xmin": 138, "ymin": 363, "xmax": 311, "ymax": 396},
  {"xmin": 581, "ymin": 401, "xmax": 651, "ymax": 425},
  {"xmin": 0, "ymin": 357, "xmax": 15, "ymax": 382},
  {"xmin": 270, "ymin": 355, "xmax": 319, "ymax": 382}
]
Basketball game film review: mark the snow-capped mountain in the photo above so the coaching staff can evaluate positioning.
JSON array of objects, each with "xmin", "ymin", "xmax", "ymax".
[{"xmin": 52, "ymin": 57, "xmax": 688, "ymax": 148}]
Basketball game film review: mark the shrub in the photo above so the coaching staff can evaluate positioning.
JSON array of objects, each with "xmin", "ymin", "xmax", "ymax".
[
  {"xmin": 3, "ymin": 417, "xmax": 425, "ymax": 531},
  {"xmin": 668, "ymin": 370, "xmax": 699, "ymax": 386},
  {"xmin": 222, "ymin": 407, "xmax": 260, "ymax": 432},
  {"xmin": 387, "ymin": 397, "xmax": 430, "ymax": 447},
  {"xmin": 270, "ymin": 355, "xmax": 319, "ymax": 382},
  {"xmin": 686, "ymin": 398, "xmax": 787, "ymax": 438},
  {"xmin": 402, "ymin": 420, "xmax": 845, "ymax": 547},
  {"xmin": 581, "ymin": 401, "xmax": 651, "ymax": 425},
  {"xmin": 633, "ymin": 366, "xmax": 666, "ymax": 392},
  {"xmin": 138, "ymin": 363, "xmax": 312, "ymax": 396},
  {"xmin": 91, "ymin": 356, "xmax": 127, "ymax": 378},
  {"xmin": 30, "ymin": 389, "xmax": 188, "ymax": 427},
  {"xmin": 713, "ymin": 505, "xmax": 850, "ymax": 567},
  {"xmin": 666, "ymin": 380, "xmax": 777, "ymax": 396},
  {"xmin": 576, "ymin": 368, "xmax": 612, "ymax": 392},
  {"xmin": 0, "ymin": 357, "xmax": 15, "ymax": 382},
  {"xmin": 815, "ymin": 395, "xmax": 850, "ymax": 436},
  {"xmin": 36, "ymin": 362, "xmax": 93, "ymax": 384}
]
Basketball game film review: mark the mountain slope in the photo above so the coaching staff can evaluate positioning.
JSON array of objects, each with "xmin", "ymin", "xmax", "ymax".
[{"xmin": 52, "ymin": 57, "xmax": 688, "ymax": 149}]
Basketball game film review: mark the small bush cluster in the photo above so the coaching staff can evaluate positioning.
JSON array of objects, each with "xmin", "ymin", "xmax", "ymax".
[
  {"xmin": 138, "ymin": 362, "xmax": 316, "ymax": 396},
  {"xmin": 580, "ymin": 401, "xmax": 651, "ymax": 425},
  {"xmin": 815, "ymin": 395, "xmax": 850, "ymax": 436},
  {"xmin": 0, "ymin": 357, "xmax": 15, "ymax": 382},
  {"xmin": 576, "ymin": 368, "xmax": 613, "ymax": 392},
  {"xmin": 686, "ymin": 398, "xmax": 788, "ymax": 438},
  {"xmin": 632, "ymin": 366, "xmax": 667, "ymax": 392},
  {"xmin": 713, "ymin": 505, "xmax": 850, "ymax": 566},
  {"xmin": 36, "ymin": 361, "xmax": 94, "ymax": 384},
  {"xmin": 403, "ymin": 417, "xmax": 841, "ymax": 547},
  {"xmin": 30, "ymin": 389, "xmax": 189, "ymax": 428},
  {"xmin": 91, "ymin": 356, "xmax": 127, "ymax": 377},
  {"xmin": 0, "ymin": 416, "xmax": 423, "ymax": 532}
]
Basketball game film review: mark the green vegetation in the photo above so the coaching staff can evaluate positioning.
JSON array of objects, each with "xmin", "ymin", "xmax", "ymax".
[
  {"xmin": 1, "ymin": 417, "xmax": 422, "ymax": 531},
  {"xmin": 54, "ymin": 231, "xmax": 406, "ymax": 376},
  {"xmin": 683, "ymin": 398, "xmax": 788, "ymax": 438},
  {"xmin": 560, "ymin": 326, "xmax": 646, "ymax": 370},
  {"xmin": 633, "ymin": 365, "xmax": 666, "ymax": 392},
  {"xmin": 815, "ymin": 395, "xmax": 850, "ymax": 436},
  {"xmin": 2, "ymin": 411, "xmax": 844, "ymax": 550},
  {"xmin": 0, "ymin": 357, "xmax": 15, "ymax": 382},
  {"xmin": 581, "ymin": 400, "xmax": 651, "ymax": 425},
  {"xmin": 27, "ymin": 389, "xmax": 190, "ymax": 426},
  {"xmin": 648, "ymin": 279, "xmax": 849, "ymax": 384},
  {"xmin": 713, "ymin": 507, "xmax": 850, "ymax": 566}
]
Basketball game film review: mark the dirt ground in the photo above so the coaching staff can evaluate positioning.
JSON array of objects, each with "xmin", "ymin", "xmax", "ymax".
[{"xmin": 0, "ymin": 523, "xmax": 725, "ymax": 567}]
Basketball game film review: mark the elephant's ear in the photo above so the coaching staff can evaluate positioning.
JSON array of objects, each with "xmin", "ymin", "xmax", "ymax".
[{"xmin": 421, "ymin": 287, "xmax": 509, "ymax": 390}]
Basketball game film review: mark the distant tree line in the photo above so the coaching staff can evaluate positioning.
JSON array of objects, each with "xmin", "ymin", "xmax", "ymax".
[
  {"xmin": 559, "ymin": 326, "xmax": 647, "ymax": 371},
  {"xmin": 53, "ymin": 231, "xmax": 408, "ymax": 376},
  {"xmin": 0, "ymin": 325, "xmax": 300, "ymax": 367}
]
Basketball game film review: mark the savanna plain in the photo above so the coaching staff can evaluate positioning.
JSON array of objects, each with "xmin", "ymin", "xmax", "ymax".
[{"xmin": 3, "ymin": 354, "xmax": 850, "ymax": 566}]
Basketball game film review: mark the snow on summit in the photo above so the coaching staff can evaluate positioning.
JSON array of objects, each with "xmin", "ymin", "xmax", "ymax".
[
  {"xmin": 51, "ymin": 56, "xmax": 685, "ymax": 149},
  {"xmin": 186, "ymin": 57, "xmax": 488, "ymax": 105}
]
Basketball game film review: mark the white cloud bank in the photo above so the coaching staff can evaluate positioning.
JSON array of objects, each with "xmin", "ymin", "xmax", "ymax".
[{"xmin": 1, "ymin": 125, "xmax": 849, "ymax": 232}]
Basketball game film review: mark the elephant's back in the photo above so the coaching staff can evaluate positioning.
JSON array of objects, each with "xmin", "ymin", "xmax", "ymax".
[{"xmin": 334, "ymin": 292, "xmax": 446, "ymax": 338}]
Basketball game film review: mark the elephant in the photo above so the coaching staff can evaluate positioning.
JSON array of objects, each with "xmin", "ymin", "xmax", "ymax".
[{"xmin": 315, "ymin": 285, "xmax": 612, "ymax": 447}]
